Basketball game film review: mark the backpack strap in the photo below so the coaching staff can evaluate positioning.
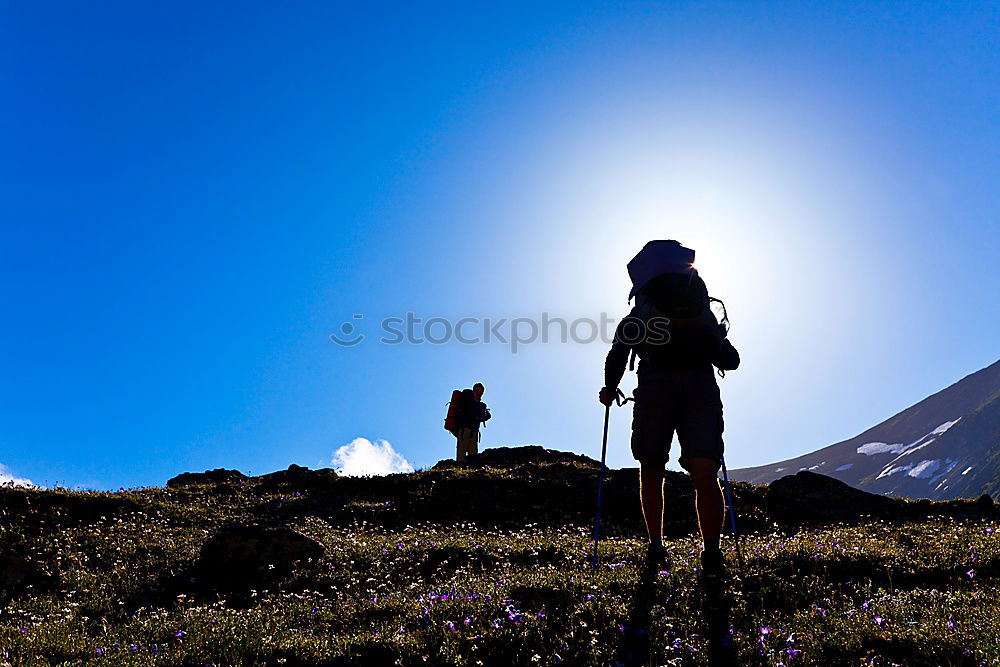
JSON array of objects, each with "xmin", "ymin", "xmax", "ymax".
[{"xmin": 627, "ymin": 300, "xmax": 651, "ymax": 372}]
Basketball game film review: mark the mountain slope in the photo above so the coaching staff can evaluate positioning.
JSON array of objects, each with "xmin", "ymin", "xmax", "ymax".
[{"xmin": 730, "ymin": 358, "xmax": 1000, "ymax": 500}]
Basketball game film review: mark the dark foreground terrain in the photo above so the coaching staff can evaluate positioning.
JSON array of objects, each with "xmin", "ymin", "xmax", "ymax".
[{"xmin": 0, "ymin": 447, "xmax": 996, "ymax": 666}]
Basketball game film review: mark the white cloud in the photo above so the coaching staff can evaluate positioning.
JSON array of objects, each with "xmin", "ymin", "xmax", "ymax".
[
  {"xmin": 331, "ymin": 438, "xmax": 414, "ymax": 477},
  {"xmin": 0, "ymin": 463, "xmax": 33, "ymax": 487}
]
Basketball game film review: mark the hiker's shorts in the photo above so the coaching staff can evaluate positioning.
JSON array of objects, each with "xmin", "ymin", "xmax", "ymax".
[
  {"xmin": 456, "ymin": 427, "xmax": 479, "ymax": 462},
  {"xmin": 629, "ymin": 368, "xmax": 724, "ymax": 471}
]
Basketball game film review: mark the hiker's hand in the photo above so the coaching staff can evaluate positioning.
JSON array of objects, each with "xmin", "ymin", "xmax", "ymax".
[{"xmin": 599, "ymin": 387, "xmax": 616, "ymax": 406}]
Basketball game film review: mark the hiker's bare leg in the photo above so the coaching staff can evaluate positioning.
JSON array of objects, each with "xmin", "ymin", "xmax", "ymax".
[
  {"xmin": 685, "ymin": 457, "xmax": 724, "ymax": 542},
  {"xmin": 638, "ymin": 462, "xmax": 665, "ymax": 543}
]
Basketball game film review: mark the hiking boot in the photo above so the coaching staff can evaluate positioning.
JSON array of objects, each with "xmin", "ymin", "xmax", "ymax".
[
  {"xmin": 700, "ymin": 548, "xmax": 724, "ymax": 575},
  {"xmin": 700, "ymin": 549, "xmax": 725, "ymax": 592},
  {"xmin": 644, "ymin": 543, "xmax": 667, "ymax": 567}
]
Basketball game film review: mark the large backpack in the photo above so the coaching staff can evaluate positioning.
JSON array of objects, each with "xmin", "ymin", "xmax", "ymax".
[
  {"xmin": 631, "ymin": 273, "xmax": 724, "ymax": 369},
  {"xmin": 443, "ymin": 389, "xmax": 463, "ymax": 435},
  {"xmin": 444, "ymin": 388, "xmax": 489, "ymax": 434}
]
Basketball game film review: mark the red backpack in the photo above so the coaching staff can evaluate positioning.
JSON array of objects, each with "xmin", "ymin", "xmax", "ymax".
[{"xmin": 443, "ymin": 389, "xmax": 463, "ymax": 435}]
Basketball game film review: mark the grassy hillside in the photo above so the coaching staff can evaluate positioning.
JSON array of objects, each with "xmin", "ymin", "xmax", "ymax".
[{"xmin": 0, "ymin": 449, "xmax": 996, "ymax": 666}]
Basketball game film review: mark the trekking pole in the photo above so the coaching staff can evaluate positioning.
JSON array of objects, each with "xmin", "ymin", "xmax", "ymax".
[
  {"xmin": 720, "ymin": 456, "xmax": 745, "ymax": 572},
  {"xmin": 593, "ymin": 389, "xmax": 627, "ymax": 571},
  {"xmin": 592, "ymin": 404, "xmax": 611, "ymax": 571}
]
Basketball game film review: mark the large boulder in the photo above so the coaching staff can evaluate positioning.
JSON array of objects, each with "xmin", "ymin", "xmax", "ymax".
[
  {"xmin": 195, "ymin": 524, "xmax": 325, "ymax": 591},
  {"xmin": 254, "ymin": 464, "xmax": 337, "ymax": 492},
  {"xmin": 767, "ymin": 471, "xmax": 899, "ymax": 524},
  {"xmin": 167, "ymin": 468, "xmax": 248, "ymax": 488},
  {"xmin": 433, "ymin": 445, "xmax": 599, "ymax": 469}
]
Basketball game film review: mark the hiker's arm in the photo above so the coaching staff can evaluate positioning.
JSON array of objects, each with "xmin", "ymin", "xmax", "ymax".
[
  {"xmin": 714, "ymin": 338, "xmax": 740, "ymax": 371},
  {"xmin": 604, "ymin": 342, "xmax": 629, "ymax": 391},
  {"xmin": 603, "ymin": 316, "xmax": 637, "ymax": 391}
]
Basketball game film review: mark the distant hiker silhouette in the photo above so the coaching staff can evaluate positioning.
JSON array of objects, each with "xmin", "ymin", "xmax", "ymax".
[
  {"xmin": 444, "ymin": 383, "xmax": 491, "ymax": 461},
  {"xmin": 599, "ymin": 240, "xmax": 740, "ymax": 572}
]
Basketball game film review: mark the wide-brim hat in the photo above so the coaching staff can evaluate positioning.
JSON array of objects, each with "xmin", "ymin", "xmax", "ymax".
[{"xmin": 627, "ymin": 240, "xmax": 697, "ymax": 300}]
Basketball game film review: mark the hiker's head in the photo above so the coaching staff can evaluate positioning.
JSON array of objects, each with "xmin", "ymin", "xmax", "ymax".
[
  {"xmin": 627, "ymin": 240, "xmax": 697, "ymax": 302},
  {"xmin": 472, "ymin": 382, "xmax": 485, "ymax": 399}
]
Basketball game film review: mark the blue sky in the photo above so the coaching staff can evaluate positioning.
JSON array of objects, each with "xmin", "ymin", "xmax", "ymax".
[{"xmin": 2, "ymin": 2, "xmax": 998, "ymax": 489}]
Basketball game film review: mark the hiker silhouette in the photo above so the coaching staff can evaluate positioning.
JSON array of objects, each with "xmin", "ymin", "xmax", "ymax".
[
  {"xmin": 448, "ymin": 382, "xmax": 491, "ymax": 462},
  {"xmin": 598, "ymin": 240, "xmax": 740, "ymax": 568}
]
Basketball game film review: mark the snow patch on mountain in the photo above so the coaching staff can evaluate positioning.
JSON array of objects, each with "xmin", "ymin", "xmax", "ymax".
[
  {"xmin": 934, "ymin": 459, "xmax": 959, "ymax": 480},
  {"xmin": 877, "ymin": 464, "xmax": 913, "ymax": 479},
  {"xmin": 931, "ymin": 418, "xmax": 962, "ymax": 435},
  {"xmin": 876, "ymin": 455, "xmax": 959, "ymax": 483},
  {"xmin": 835, "ymin": 463, "xmax": 853, "ymax": 471},
  {"xmin": 908, "ymin": 460, "xmax": 942, "ymax": 479},
  {"xmin": 858, "ymin": 442, "xmax": 908, "ymax": 455},
  {"xmin": 857, "ymin": 418, "xmax": 962, "ymax": 459},
  {"xmin": 911, "ymin": 458, "xmax": 958, "ymax": 483},
  {"xmin": 890, "ymin": 440, "xmax": 934, "ymax": 462}
]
